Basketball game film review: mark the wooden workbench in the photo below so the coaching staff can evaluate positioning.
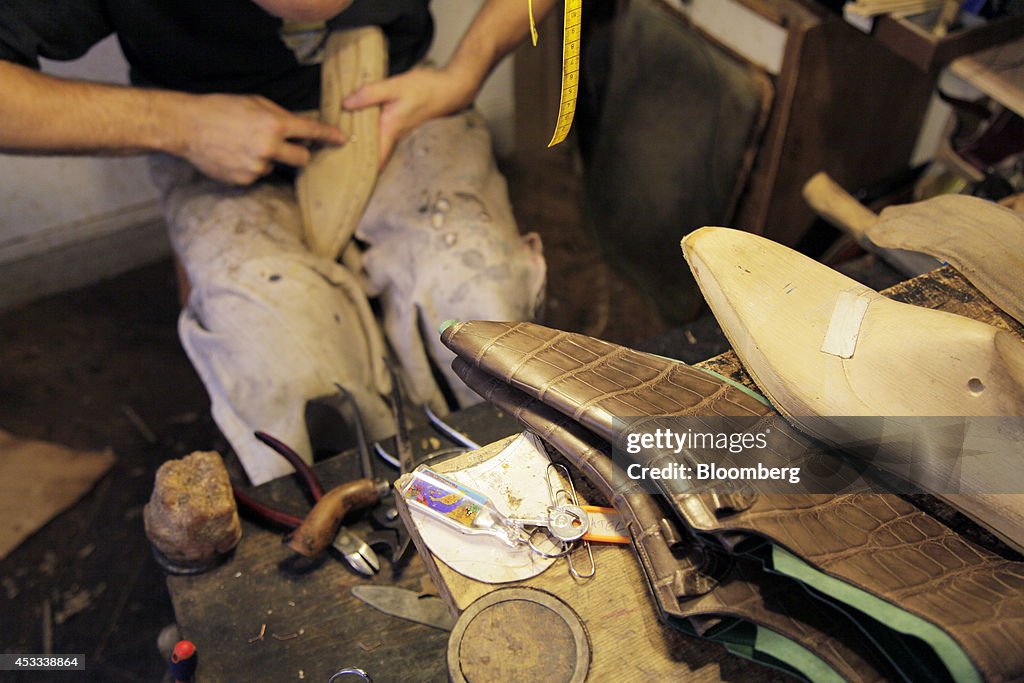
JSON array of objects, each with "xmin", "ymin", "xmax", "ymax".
[
  {"xmin": 166, "ymin": 406, "xmax": 524, "ymax": 683},
  {"xmin": 396, "ymin": 439, "xmax": 788, "ymax": 683},
  {"xmin": 167, "ymin": 263, "xmax": 1023, "ymax": 682}
]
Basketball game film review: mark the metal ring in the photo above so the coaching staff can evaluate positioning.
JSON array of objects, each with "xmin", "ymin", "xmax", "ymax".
[
  {"xmin": 328, "ymin": 668, "xmax": 372, "ymax": 683},
  {"xmin": 526, "ymin": 527, "xmax": 573, "ymax": 558},
  {"xmin": 447, "ymin": 587, "xmax": 591, "ymax": 683},
  {"xmin": 547, "ymin": 504, "xmax": 590, "ymax": 542}
]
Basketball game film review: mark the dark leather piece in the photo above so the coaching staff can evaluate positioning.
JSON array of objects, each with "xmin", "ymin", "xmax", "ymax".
[
  {"xmin": 455, "ymin": 360, "xmax": 896, "ymax": 682},
  {"xmin": 442, "ymin": 320, "xmax": 1024, "ymax": 682}
]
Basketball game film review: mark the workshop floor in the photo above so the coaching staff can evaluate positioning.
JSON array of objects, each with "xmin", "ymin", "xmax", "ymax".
[
  {"xmin": 0, "ymin": 259, "xmax": 225, "ymax": 681},
  {"xmin": 0, "ymin": 148, "xmax": 879, "ymax": 681}
]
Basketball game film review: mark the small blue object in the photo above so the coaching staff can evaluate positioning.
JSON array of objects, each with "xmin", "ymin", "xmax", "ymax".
[{"xmin": 961, "ymin": 0, "xmax": 986, "ymax": 15}]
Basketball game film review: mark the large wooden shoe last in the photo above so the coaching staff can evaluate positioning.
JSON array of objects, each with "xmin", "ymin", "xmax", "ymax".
[
  {"xmin": 296, "ymin": 28, "xmax": 384, "ymax": 259},
  {"xmin": 682, "ymin": 226, "xmax": 1024, "ymax": 418},
  {"xmin": 681, "ymin": 226, "xmax": 1024, "ymax": 552}
]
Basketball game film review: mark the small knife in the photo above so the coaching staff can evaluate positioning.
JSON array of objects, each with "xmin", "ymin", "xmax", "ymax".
[{"xmin": 351, "ymin": 585, "xmax": 456, "ymax": 631}]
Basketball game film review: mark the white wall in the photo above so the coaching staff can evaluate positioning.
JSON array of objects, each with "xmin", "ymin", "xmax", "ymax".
[
  {"xmin": 665, "ymin": 0, "xmax": 787, "ymax": 75},
  {"xmin": 0, "ymin": 36, "xmax": 166, "ymax": 311},
  {"xmin": 0, "ymin": 38, "xmax": 161, "ymax": 248}
]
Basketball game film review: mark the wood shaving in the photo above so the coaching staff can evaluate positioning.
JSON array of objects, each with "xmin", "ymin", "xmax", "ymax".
[
  {"xmin": 120, "ymin": 403, "xmax": 157, "ymax": 443},
  {"xmin": 39, "ymin": 551, "xmax": 58, "ymax": 576},
  {"xmin": 272, "ymin": 632, "xmax": 299, "ymax": 641},
  {"xmin": 54, "ymin": 583, "xmax": 106, "ymax": 625},
  {"xmin": 248, "ymin": 623, "xmax": 267, "ymax": 643}
]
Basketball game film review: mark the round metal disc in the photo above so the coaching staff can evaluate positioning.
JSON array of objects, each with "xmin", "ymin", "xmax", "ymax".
[
  {"xmin": 548, "ymin": 504, "xmax": 590, "ymax": 541},
  {"xmin": 447, "ymin": 587, "xmax": 590, "ymax": 683}
]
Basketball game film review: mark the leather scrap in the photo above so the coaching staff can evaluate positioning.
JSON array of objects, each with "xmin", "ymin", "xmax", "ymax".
[{"xmin": 0, "ymin": 431, "xmax": 115, "ymax": 560}]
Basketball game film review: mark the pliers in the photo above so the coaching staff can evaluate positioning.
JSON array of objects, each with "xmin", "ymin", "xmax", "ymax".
[
  {"xmin": 373, "ymin": 404, "xmax": 480, "ymax": 469},
  {"xmin": 336, "ymin": 376, "xmax": 413, "ymax": 566},
  {"xmin": 232, "ymin": 431, "xmax": 386, "ymax": 576}
]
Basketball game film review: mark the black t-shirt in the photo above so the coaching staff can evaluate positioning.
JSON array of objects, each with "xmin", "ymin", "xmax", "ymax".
[{"xmin": 0, "ymin": 0, "xmax": 433, "ymax": 111}]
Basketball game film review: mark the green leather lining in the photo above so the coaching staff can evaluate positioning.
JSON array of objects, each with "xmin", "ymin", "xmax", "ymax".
[
  {"xmin": 771, "ymin": 545, "xmax": 980, "ymax": 683},
  {"xmin": 692, "ymin": 365, "xmax": 774, "ymax": 409},
  {"xmin": 706, "ymin": 618, "xmax": 842, "ymax": 682},
  {"xmin": 753, "ymin": 626, "xmax": 844, "ymax": 683},
  {"xmin": 669, "ymin": 615, "xmax": 840, "ymax": 682}
]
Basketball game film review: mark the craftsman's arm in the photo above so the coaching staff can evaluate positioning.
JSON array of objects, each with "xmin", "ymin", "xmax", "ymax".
[
  {"xmin": 343, "ymin": 0, "xmax": 558, "ymax": 164},
  {"xmin": 0, "ymin": 60, "xmax": 346, "ymax": 185}
]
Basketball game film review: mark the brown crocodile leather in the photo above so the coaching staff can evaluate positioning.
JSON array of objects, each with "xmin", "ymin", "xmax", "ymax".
[
  {"xmin": 442, "ymin": 320, "xmax": 1024, "ymax": 682},
  {"xmin": 456, "ymin": 360, "xmax": 896, "ymax": 682}
]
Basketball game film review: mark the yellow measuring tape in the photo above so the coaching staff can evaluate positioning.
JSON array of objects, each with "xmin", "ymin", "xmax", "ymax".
[{"xmin": 529, "ymin": 0, "xmax": 582, "ymax": 147}]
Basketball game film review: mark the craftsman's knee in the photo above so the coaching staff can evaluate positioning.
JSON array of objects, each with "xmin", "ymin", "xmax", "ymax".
[
  {"xmin": 149, "ymin": 154, "xmax": 307, "ymax": 292},
  {"xmin": 355, "ymin": 110, "xmax": 547, "ymax": 406}
]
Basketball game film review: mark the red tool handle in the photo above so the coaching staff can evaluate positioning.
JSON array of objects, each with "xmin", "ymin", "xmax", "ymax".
[
  {"xmin": 254, "ymin": 431, "xmax": 325, "ymax": 500},
  {"xmin": 232, "ymin": 486, "xmax": 302, "ymax": 528}
]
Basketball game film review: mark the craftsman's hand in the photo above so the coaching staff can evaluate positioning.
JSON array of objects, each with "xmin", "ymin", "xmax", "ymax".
[
  {"xmin": 342, "ymin": 0, "xmax": 559, "ymax": 166},
  {"xmin": 181, "ymin": 93, "xmax": 346, "ymax": 185},
  {"xmin": 343, "ymin": 65, "xmax": 477, "ymax": 167}
]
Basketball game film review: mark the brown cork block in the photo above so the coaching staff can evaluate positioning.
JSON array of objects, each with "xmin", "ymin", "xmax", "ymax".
[{"xmin": 144, "ymin": 451, "xmax": 242, "ymax": 571}]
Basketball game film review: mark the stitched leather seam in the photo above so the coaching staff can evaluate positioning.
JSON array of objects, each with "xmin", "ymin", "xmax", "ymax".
[
  {"xmin": 533, "ymin": 345, "xmax": 633, "ymax": 402},
  {"xmin": 505, "ymin": 329, "xmax": 575, "ymax": 380},
  {"xmin": 473, "ymin": 321, "xmax": 530, "ymax": 370}
]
